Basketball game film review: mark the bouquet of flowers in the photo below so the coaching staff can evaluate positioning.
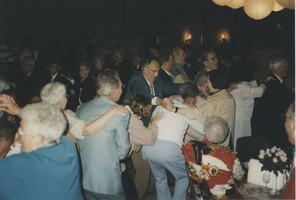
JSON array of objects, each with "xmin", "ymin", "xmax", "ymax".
[{"xmin": 258, "ymin": 146, "xmax": 288, "ymax": 176}]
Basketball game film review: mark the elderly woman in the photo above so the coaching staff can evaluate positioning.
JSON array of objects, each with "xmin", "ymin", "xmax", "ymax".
[
  {"xmin": 0, "ymin": 82, "xmax": 126, "ymax": 152},
  {"xmin": 0, "ymin": 102, "xmax": 83, "ymax": 199},
  {"xmin": 40, "ymin": 82, "xmax": 126, "ymax": 141},
  {"xmin": 182, "ymin": 116, "xmax": 244, "ymax": 200},
  {"xmin": 91, "ymin": 54, "xmax": 107, "ymax": 79},
  {"xmin": 228, "ymin": 63, "xmax": 271, "ymax": 150},
  {"xmin": 165, "ymin": 69, "xmax": 234, "ymax": 146},
  {"xmin": 61, "ymin": 62, "xmax": 97, "ymax": 104},
  {"xmin": 124, "ymin": 94, "xmax": 164, "ymax": 200}
]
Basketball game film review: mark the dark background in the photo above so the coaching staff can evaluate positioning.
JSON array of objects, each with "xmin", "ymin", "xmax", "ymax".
[{"xmin": 0, "ymin": 0, "xmax": 294, "ymax": 77}]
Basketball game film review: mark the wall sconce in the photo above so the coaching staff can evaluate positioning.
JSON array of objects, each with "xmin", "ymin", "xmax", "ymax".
[
  {"xmin": 221, "ymin": 33, "xmax": 226, "ymax": 42},
  {"xmin": 184, "ymin": 34, "xmax": 192, "ymax": 44}
]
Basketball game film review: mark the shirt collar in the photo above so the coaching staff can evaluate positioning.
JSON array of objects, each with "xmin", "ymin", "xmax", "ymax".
[
  {"xmin": 174, "ymin": 62, "xmax": 184, "ymax": 68},
  {"xmin": 273, "ymin": 73, "xmax": 283, "ymax": 83}
]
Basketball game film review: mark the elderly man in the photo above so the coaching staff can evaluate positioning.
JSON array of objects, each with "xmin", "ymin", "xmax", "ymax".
[
  {"xmin": 15, "ymin": 56, "xmax": 45, "ymax": 106},
  {"xmin": 127, "ymin": 58, "xmax": 177, "ymax": 127},
  {"xmin": 142, "ymin": 95, "xmax": 204, "ymax": 200},
  {"xmin": 251, "ymin": 57, "xmax": 294, "ymax": 152},
  {"xmin": 46, "ymin": 56, "xmax": 73, "ymax": 93},
  {"xmin": 132, "ymin": 55, "xmax": 143, "ymax": 73},
  {"xmin": 158, "ymin": 50, "xmax": 176, "ymax": 98},
  {"xmin": 282, "ymin": 102, "xmax": 295, "ymax": 199},
  {"xmin": 170, "ymin": 46, "xmax": 191, "ymax": 88},
  {"xmin": 194, "ymin": 50, "xmax": 218, "ymax": 98},
  {"xmin": 76, "ymin": 71, "xmax": 130, "ymax": 200}
]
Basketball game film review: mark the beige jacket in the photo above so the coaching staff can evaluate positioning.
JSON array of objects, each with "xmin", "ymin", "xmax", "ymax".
[{"xmin": 180, "ymin": 89, "xmax": 235, "ymax": 146}]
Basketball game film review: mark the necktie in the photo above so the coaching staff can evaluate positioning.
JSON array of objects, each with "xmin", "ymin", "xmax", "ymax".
[{"xmin": 149, "ymin": 83, "xmax": 154, "ymax": 95}]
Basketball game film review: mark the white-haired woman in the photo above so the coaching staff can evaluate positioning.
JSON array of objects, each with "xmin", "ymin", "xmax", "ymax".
[
  {"xmin": 0, "ymin": 82, "xmax": 126, "ymax": 152},
  {"xmin": 0, "ymin": 102, "xmax": 83, "ymax": 199},
  {"xmin": 40, "ymin": 82, "xmax": 126, "ymax": 142},
  {"xmin": 182, "ymin": 116, "xmax": 244, "ymax": 199}
]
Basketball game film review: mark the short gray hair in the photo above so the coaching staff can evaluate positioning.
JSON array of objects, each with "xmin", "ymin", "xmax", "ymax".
[
  {"xmin": 169, "ymin": 95, "xmax": 184, "ymax": 103},
  {"xmin": 97, "ymin": 70, "xmax": 120, "ymax": 96},
  {"xmin": 19, "ymin": 102, "xmax": 67, "ymax": 147},
  {"xmin": 172, "ymin": 46, "xmax": 181, "ymax": 57},
  {"xmin": 22, "ymin": 56, "xmax": 36, "ymax": 65},
  {"xmin": 133, "ymin": 55, "xmax": 142, "ymax": 63},
  {"xmin": 204, "ymin": 116, "xmax": 229, "ymax": 144},
  {"xmin": 40, "ymin": 82, "xmax": 66, "ymax": 105},
  {"xmin": 269, "ymin": 57, "xmax": 287, "ymax": 71}
]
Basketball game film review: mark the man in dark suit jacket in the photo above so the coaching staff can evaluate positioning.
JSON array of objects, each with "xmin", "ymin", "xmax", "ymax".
[
  {"xmin": 15, "ymin": 56, "xmax": 46, "ymax": 106},
  {"xmin": 131, "ymin": 55, "xmax": 143, "ymax": 74},
  {"xmin": 46, "ymin": 57, "xmax": 73, "ymax": 94},
  {"xmin": 158, "ymin": 50, "xmax": 177, "ymax": 98},
  {"xmin": 251, "ymin": 57, "xmax": 294, "ymax": 153},
  {"xmin": 127, "ymin": 58, "xmax": 178, "ymax": 127}
]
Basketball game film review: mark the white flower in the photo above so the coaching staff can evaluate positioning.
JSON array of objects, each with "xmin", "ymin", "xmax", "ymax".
[
  {"xmin": 271, "ymin": 146, "xmax": 277, "ymax": 153},
  {"xmin": 275, "ymin": 152, "xmax": 280, "ymax": 157},
  {"xmin": 273, "ymin": 157, "xmax": 278, "ymax": 163},
  {"xmin": 266, "ymin": 148, "xmax": 270, "ymax": 153},
  {"xmin": 260, "ymin": 150, "xmax": 265, "ymax": 154},
  {"xmin": 280, "ymin": 156, "xmax": 288, "ymax": 162},
  {"xmin": 277, "ymin": 148, "xmax": 281, "ymax": 151},
  {"xmin": 259, "ymin": 153, "xmax": 265, "ymax": 159},
  {"xmin": 268, "ymin": 153, "xmax": 272, "ymax": 157}
]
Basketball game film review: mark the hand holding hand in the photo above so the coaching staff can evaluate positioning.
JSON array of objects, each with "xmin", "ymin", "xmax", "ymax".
[
  {"xmin": 150, "ymin": 111, "xmax": 165, "ymax": 125},
  {"xmin": 162, "ymin": 98, "xmax": 175, "ymax": 112}
]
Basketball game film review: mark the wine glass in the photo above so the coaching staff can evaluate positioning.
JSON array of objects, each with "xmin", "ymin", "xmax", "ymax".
[{"xmin": 262, "ymin": 173, "xmax": 270, "ymax": 192}]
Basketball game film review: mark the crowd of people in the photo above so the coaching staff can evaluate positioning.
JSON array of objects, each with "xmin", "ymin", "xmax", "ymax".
[{"xmin": 0, "ymin": 40, "xmax": 294, "ymax": 200}]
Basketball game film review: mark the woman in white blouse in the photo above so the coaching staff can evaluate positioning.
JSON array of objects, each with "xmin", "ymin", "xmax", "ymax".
[{"xmin": 229, "ymin": 63, "xmax": 273, "ymax": 150}]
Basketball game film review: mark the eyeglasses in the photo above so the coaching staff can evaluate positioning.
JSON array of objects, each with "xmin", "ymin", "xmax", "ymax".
[
  {"xmin": 146, "ymin": 67, "xmax": 160, "ymax": 74},
  {"xmin": 281, "ymin": 114, "xmax": 293, "ymax": 121}
]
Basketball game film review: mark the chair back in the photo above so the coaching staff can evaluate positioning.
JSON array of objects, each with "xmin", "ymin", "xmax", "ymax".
[{"xmin": 236, "ymin": 136, "xmax": 269, "ymax": 163}]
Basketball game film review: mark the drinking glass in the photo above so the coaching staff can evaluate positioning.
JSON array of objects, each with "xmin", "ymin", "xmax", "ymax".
[{"xmin": 262, "ymin": 173, "xmax": 270, "ymax": 192}]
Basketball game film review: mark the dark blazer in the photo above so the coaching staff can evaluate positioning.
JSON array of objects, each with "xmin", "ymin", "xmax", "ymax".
[
  {"xmin": 15, "ymin": 69, "xmax": 46, "ymax": 107},
  {"xmin": 251, "ymin": 72, "xmax": 294, "ymax": 151},
  {"xmin": 127, "ymin": 71, "xmax": 178, "ymax": 126},
  {"xmin": 74, "ymin": 75, "xmax": 97, "ymax": 104},
  {"xmin": 46, "ymin": 72, "xmax": 74, "ymax": 93},
  {"xmin": 159, "ymin": 68, "xmax": 173, "ymax": 83},
  {"xmin": 159, "ymin": 68, "xmax": 178, "ymax": 98}
]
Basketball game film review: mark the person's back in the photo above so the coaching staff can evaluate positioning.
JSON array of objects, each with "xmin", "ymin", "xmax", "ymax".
[
  {"xmin": 153, "ymin": 100, "xmax": 204, "ymax": 146},
  {"xmin": 77, "ymin": 96, "xmax": 130, "ymax": 195},
  {"xmin": 0, "ymin": 136, "xmax": 83, "ymax": 200}
]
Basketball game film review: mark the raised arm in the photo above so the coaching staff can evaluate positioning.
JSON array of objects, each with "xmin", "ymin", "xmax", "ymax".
[{"xmin": 82, "ymin": 104, "xmax": 127, "ymax": 136}]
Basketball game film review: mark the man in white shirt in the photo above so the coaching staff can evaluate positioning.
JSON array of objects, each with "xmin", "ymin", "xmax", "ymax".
[{"xmin": 142, "ymin": 95, "xmax": 204, "ymax": 200}]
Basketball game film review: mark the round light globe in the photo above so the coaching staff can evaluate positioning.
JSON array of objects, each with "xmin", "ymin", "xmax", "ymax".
[
  {"xmin": 227, "ymin": 0, "xmax": 244, "ymax": 9},
  {"xmin": 275, "ymin": 0, "xmax": 295, "ymax": 10},
  {"xmin": 213, "ymin": 0, "xmax": 233, "ymax": 6},
  {"xmin": 244, "ymin": 0, "xmax": 274, "ymax": 20}
]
